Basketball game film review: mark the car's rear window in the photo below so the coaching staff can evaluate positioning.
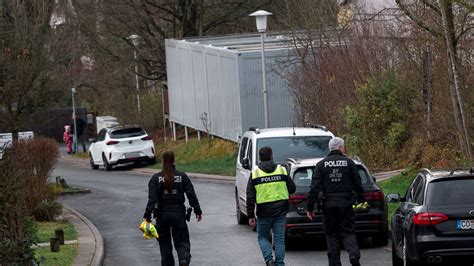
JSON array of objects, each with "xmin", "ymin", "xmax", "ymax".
[
  {"xmin": 110, "ymin": 128, "xmax": 145, "ymax": 139},
  {"xmin": 257, "ymin": 136, "xmax": 332, "ymax": 164},
  {"xmin": 427, "ymin": 178, "xmax": 474, "ymax": 206},
  {"xmin": 293, "ymin": 166, "xmax": 372, "ymax": 187}
]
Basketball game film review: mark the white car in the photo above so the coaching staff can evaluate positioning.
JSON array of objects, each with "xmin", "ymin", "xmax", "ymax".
[
  {"xmin": 235, "ymin": 126, "xmax": 334, "ymax": 224},
  {"xmin": 89, "ymin": 125, "xmax": 156, "ymax": 171}
]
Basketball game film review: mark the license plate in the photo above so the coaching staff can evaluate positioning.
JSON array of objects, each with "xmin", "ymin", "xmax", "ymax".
[
  {"xmin": 125, "ymin": 152, "xmax": 140, "ymax": 158},
  {"xmin": 456, "ymin": 219, "xmax": 474, "ymax": 230}
]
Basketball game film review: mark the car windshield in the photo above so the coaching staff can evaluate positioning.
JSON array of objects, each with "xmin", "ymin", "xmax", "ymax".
[
  {"xmin": 427, "ymin": 178, "xmax": 474, "ymax": 206},
  {"xmin": 110, "ymin": 128, "xmax": 146, "ymax": 139},
  {"xmin": 293, "ymin": 166, "xmax": 372, "ymax": 187},
  {"xmin": 257, "ymin": 136, "xmax": 332, "ymax": 164}
]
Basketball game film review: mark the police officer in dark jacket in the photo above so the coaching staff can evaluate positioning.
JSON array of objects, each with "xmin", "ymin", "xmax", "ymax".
[
  {"xmin": 144, "ymin": 151, "xmax": 202, "ymax": 266},
  {"xmin": 306, "ymin": 137, "xmax": 365, "ymax": 266},
  {"xmin": 247, "ymin": 147, "xmax": 296, "ymax": 266}
]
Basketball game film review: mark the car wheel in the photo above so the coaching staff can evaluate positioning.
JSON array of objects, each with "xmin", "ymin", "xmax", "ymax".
[
  {"xmin": 392, "ymin": 239, "xmax": 403, "ymax": 266},
  {"xmin": 236, "ymin": 192, "xmax": 248, "ymax": 225},
  {"xmin": 89, "ymin": 154, "xmax": 99, "ymax": 170},
  {"xmin": 149, "ymin": 157, "xmax": 156, "ymax": 165},
  {"xmin": 402, "ymin": 236, "xmax": 417, "ymax": 266},
  {"xmin": 102, "ymin": 154, "xmax": 112, "ymax": 171},
  {"xmin": 372, "ymin": 230, "xmax": 389, "ymax": 246}
]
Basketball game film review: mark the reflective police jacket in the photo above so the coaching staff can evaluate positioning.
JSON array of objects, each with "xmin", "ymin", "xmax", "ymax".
[
  {"xmin": 307, "ymin": 150, "xmax": 365, "ymax": 211},
  {"xmin": 246, "ymin": 161, "xmax": 296, "ymax": 218},
  {"xmin": 143, "ymin": 169, "xmax": 202, "ymax": 220}
]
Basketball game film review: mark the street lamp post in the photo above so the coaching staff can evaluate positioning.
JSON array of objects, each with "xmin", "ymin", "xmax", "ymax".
[
  {"xmin": 250, "ymin": 10, "xmax": 272, "ymax": 128},
  {"xmin": 71, "ymin": 87, "xmax": 78, "ymax": 154},
  {"xmin": 128, "ymin": 34, "xmax": 141, "ymax": 113}
]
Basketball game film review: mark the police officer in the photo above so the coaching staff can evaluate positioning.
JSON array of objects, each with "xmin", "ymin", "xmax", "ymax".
[
  {"xmin": 247, "ymin": 146, "xmax": 296, "ymax": 266},
  {"xmin": 306, "ymin": 137, "xmax": 365, "ymax": 266},
  {"xmin": 144, "ymin": 151, "xmax": 203, "ymax": 266}
]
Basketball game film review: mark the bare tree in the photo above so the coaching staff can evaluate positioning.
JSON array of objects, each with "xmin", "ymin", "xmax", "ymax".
[
  {"xmin": 396, "ymin": 0, "xmax": 473, "ymax": 160},
  {"xmin": 0, "ymin": 0, "xmax": 76, "ymax": 139}
]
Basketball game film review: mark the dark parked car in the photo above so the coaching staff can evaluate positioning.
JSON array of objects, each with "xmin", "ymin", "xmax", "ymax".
[
  {"xmin": 389, "ymin": 167, "xmax": 474, "ymax": 265},
  {"xmin": 282, "ymin": 157, "xmax": 389, "ymax": 246}
]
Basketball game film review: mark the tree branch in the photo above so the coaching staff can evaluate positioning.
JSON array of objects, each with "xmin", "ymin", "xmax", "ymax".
[
  {"xmin": 421, "ymin": 0, "xmax": 441, "ymax": 15},
  {"xmin": 396, "ymin": 0, "xmax": 443, "ymax": 38}
]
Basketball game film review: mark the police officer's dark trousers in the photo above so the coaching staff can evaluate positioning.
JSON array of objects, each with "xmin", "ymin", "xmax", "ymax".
[
  {"xmin": 322, "ymin": 204, "xmax": 360, "ymax": 266},
  {"xmin": 156, "ymin": 211, "xmax": 191, "ymax": 266}
]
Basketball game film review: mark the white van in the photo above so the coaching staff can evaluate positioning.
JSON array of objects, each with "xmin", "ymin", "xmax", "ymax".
[{"xmin": 235, "ymin": 126, "xmax": 334, "ymax": 224}]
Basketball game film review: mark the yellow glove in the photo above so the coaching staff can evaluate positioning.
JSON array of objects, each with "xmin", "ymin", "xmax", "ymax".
[
  {"xmin": 353, "ymin": 202, "xmax": 369, "ymax": 210},
  {"xmin": 139, "ymin": 221, "xmax": 159, "ymax": 239}
]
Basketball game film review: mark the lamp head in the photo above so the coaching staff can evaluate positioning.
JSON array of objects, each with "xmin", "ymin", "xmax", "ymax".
[
  {"xmin": 127, "ymin": 34, "xmax": 140, "ymax": 46},
  {"xmin": 71, "ymin": 87, "xmax": 76, "ymax": 93},
  {"xmin": 249, "ymin": 10, "xmax": 272, "ymax": 33}
]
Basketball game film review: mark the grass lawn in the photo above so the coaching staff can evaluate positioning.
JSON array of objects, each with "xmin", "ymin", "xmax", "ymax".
[
  {"xmin": 35, "ymin": 244, "xmax": 77, "ymax": 266},
  {"xmin": 35, "ymin": 221, "xmax": 77, "ymax": 243},
  {"xmin": 49, "ymin": 184, "xmax": 85, "ymax": 194},
  {"xmin": 377, "ymin": 168, "xmax": 417, "ymax": 226},
  {"xmin": 152, "ymin": 138, "xmax": 238, "ymax": 176}
]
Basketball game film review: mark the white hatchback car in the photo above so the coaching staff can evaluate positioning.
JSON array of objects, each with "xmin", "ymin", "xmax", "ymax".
[{"xmin": 89, "ymin": 125, "xmax": 156, "ymax": 171}]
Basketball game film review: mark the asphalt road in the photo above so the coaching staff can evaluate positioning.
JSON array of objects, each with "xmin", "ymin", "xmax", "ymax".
[{"xmin": 55, "ymin": 160, "xmax": 392, "ymax": 266}]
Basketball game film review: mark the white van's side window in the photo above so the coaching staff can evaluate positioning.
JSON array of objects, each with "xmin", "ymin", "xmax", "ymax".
[{"xmin": 239, "ymin": 137, "xmax": 249, "ymax": 164}]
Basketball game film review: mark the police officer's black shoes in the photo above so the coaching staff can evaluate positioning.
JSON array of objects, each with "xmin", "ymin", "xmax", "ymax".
[
  {"xmin": 349, "ymin": 257, "xmax": 360, "ymax": 266},
  {"xmin": 266, "ymin": 259, "xmax": 275, "ymax": 266},
  {"xmin": 179, "ymin": 260, "xmax": 189, "ymax": 266}
]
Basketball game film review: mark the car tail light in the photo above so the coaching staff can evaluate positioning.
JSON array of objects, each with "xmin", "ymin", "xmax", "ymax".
[
  {"xmin": 106, "ymin": 140, "xmax": 119, "ymax": 145},
  {"xmin": 141, "ymin": 135, "xmax": 153, "ymax": 141},
  {"xmin": 289, "ymin": 194, "xmax": 307, "ymax": 205},
  {"xmin": 364, "ymin": 191, "xmax": 384, "ymax": 201},
  {"xmin": 285, "ymin": 223, "xmax": 297, "ymax": 228},
  {"xmin": 413, "ymin": 212, "xmax": 448, "ymax": 225}
]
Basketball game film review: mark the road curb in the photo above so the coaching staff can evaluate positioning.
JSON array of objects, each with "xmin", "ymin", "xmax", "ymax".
[
  {"xmin": 374, "ymin": 169, "xmax": 404, "ymax": 182},
  {"xmin": 64, "ymin": 205, "xmax": 104, "ymax": 266},
  {"xmin": 60, "ymin": 189, "xmax": 92, "ymax": 195}
]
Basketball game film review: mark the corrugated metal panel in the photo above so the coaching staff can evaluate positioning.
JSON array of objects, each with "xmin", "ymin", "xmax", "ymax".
[
  {"xmin": 218, "ymin": 55, "xmax": 241, "ymax": 140},
  {"xmin": 166, "ymin": 39, "xmax": 241, "ymax": 142},
  {"xmin": 166, "ymin": 40, "xmax": 183, "ymax": 124},
  {"xmin": 239, "ymin": 49, "xmax": 296, "ymax": 132},
  {"xmin": 179, "ymin": 47, "xmax": 196, "ymax": 127},
  {"xmin": 191, "ymin": 48, "xmax": 209, "ymax": 132}
]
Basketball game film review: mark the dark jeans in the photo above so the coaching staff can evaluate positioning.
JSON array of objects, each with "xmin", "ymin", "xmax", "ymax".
[
  {"xmin": 257, "ymin": 214, "xmax": 286, "ymax": 266},
  {"xmin": 156, "ymin": 212, "xmax": 191, "ymax": 266},
  {"xmin": 322, "ymin": 205, "xmax": 360, "ymax": 266},
  {"xmin": 73, "ymin": 134, "xmax": 87, "ymax": 153}
]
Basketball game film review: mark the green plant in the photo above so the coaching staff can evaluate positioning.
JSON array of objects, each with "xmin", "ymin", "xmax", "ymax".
[
  {"xmin": 32, "ymin": 201, "xmax": 63, "ymax": 222},
  {"xmin": 378, "ymin": 167, "xmax": 417, "ymax": 225},
  {"xmin": 344, "ymin": 70, "xmax": 418, "ymax": 170}
]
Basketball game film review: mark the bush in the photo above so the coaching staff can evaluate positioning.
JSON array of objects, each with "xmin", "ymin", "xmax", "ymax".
[
  {"xmin": 0, "ymin": 137, "xmax": 60, "ymax": 265},
  {"xmin": 344, "ymin": 71, "xmax": 418, "ymax": 170},
  {"xmin": 32, "ymin": 201, "xmax": 63, "ymax": 222},
  {"xmin": 0, "ymin": 149, "xmax": 37, "ymax": 264},
  {"xmin": 16, "ymin": 137, "xmax": 61, "ymax": 220}
]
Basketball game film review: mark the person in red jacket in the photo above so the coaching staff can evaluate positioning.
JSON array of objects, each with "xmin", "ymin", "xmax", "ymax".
[{"xmin": 63, "ymin": 125, "xmax": 73, "ymax": 154}]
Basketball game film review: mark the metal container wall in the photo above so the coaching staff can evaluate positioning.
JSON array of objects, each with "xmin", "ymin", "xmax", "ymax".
[
  {"xmin": 238, "ymin": 49, "xmax": 295, "ymax": 132},
  {"xmin": 165, "ymin": 37, "xmax": 297, "ymax": 142},
  {"xmin": 166, "ymin": 39, "xmax": 242, "ymax": 141}
]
